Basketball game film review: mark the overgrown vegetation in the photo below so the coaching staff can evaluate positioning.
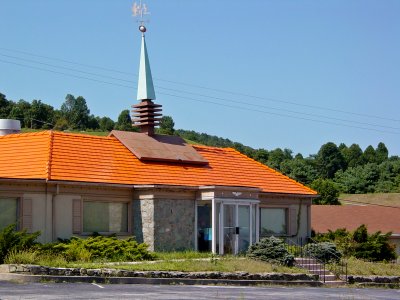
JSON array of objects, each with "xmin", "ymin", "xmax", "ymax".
[
  {"xmin": 313, "ymin": 225, "xmax": 397, "ymax": 262},
  {"xmin": 0, "ymin": 224, "xmax": 40, "ymax": 264},
  {"xmin": 303, "ymin": 242, "xmax": 342, "ymax": 263},
  {"xmin": 247, "ymin": 236, "xmax": 295, "ymax": 266},
  {"xmin": 345, "ymin": 257, "xmax": 400, "ymax": 276}
]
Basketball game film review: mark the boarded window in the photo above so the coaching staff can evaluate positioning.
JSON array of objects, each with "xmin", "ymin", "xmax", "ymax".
[
  {"xmin": 0, "ymin": 197, "xmax": 18, "ymax": 230},
  {"xmin": 83, "ymin": 201, "xmax": 128, "ymax": 233},
  {"xmin": 72, "ymin": 199, "xmax": 82, "ymax": 234},
  {"xmin": 260, "ymin": 208, "xmax": 287, "ymax": 237}
]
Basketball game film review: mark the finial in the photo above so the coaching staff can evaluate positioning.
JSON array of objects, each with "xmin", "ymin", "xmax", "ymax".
[{"xmin": 132, "ymin": 1, "xmax": 150, "ymax": 35}]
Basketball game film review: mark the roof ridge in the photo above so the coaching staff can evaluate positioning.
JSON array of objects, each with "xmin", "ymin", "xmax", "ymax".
[
  {"xmin": 225, "ymin": 147, "xmax": 318, "ymax": 195},
  {"xmin": 46, "ymin": 130, "xmax": 54, "ymax": 181},
  {"xmin": 51, "ymin": 131, "xmax": 113, "ymax": 139},
  {"xmin": 0, "ymin": 130, "xmax": 51, "ymax": 139}
]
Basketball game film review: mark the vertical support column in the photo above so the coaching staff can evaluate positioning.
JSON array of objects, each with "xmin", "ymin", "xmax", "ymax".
[
  {"xmin": 194, "ymin": 202, "xmax": 198, "ymax": 251},
  {"xmin": 255, "ymin": 204, "xmax": 260, "ymax": 242},
  {"xmin": 211, "ymin": 198, "xmax": 216, "ymax": 254},
  {"xmin": 249, "ymin": 204, "xmax": 253, "ymax": 245},
  {"xmin": 219, "ymin": 202, "xmax": 224, "ymax": 255}
]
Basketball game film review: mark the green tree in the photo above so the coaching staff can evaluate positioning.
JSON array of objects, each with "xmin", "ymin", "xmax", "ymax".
[
  {"xmin": 310, "ymin": 178, "xmax": 340, "ymax": 205},
  {"xmin": 87, "ymin": 114, "xmax": 100, "ymax": 130},
  {"xmin": 267, "ymin": 148, "xmax": 292, "ymax": 170},
  {"xmin": 60, "ymin": 94, "xmax": 90, "ymax": 130},
  {"xmin": 98, "ymin": 116, "xmax": 115, "ymax": 132},
  {"xmin": 363, "ymin": 145, "xmax": 376, "ymax": 164},
  {"xmin": 316, "ymin": 142, "xmax": 346, "ymax": 178},
  {"xmin": 334, "ymin": 163, "xmax": 379, "ymax": 193},
  {"xmin": 341, "ymin": 143, "xmax": 364, "ymax": 168},
  {"xmin": 27, "ymin": 100, "xmax": 54, "ymax": 129},
  {"xmin": 114, "ymin": 109, "xmax": 135, "ymax": 131},
  {"xmin": 8, "ymin": 99, "xmax": 31, "ymax": 128},
  {"xmin": 0, "ymin": 93, "xmax": 13, "ymax": 118},
  {"xmin": 375, "ymin": 142, "xmax": 389, "ymax": 164},
  {"xmin": 280, "ymin": 158, "xmax": 317, "ymax": 185},
  {"xmin": 158, "ymin": 115, "xmax": 175, "ymax": 135}
]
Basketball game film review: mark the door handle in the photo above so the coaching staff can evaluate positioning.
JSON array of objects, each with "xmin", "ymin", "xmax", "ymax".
[{"xmin": 235, "ymin": 227, "xmax": 240, "ymax": 234}]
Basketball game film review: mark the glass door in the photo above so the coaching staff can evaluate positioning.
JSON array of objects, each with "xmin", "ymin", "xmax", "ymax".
[
  {"xmin": 223, "ymin": 204, "xmax": 236, "ymax": 254},
  {"xmin": 238, "ymin": 205, "xmax": 250, "ymax": 253}
]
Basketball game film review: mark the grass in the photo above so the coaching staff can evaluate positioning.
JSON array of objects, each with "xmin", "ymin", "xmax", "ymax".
[
  {"xmin": 154, "ymin": 251, "xmax": 215, "ymax": 260},
  {"xmin": 68, "ymin": 258, "xmax": 305, "ymax": 274},
  {"xmin": 5, "ymin": 250, "xmax": 304, "ymax": 274},
  {"xmin": 345, "ymin": 257, "xmax": 400, "ymax": 276},
  {"xmin": 340, "ymin": 193, "xmax": 400, "ymax": 207}
]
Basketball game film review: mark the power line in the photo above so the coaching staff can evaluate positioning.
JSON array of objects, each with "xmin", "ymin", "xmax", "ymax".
[
  {"xmin": 1, "ymin": 46, "xmax": 399, "ymax": 123},
  {"xmin": 2, "ymin": 53, "xmax": 400, "ymax": 133},
  {"xmin": 1, "ymin": 58, "xmax": 399, "ymax": 135}
]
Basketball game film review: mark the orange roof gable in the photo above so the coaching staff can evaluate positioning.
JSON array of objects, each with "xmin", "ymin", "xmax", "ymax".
[{"xmin": 0, "ymin": 131, "xmax": 316, "ymax": 195}]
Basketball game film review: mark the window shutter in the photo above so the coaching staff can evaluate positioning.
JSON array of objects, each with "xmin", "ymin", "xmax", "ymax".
[
  {"xmin": 72, "ymin": 199, "xmax": 82, "ymax": 234},
  {"xmin": 22, "ymin": 198, "xmax": 33, "ymax": 233},
  {"xmin": 289, "ymin": 207, "xmax": 298, "ymax": 236}
]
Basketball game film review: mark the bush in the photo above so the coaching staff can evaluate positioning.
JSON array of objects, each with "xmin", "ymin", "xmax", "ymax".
[
  {"xmin": 313, "ymin": 225, "xmax": 397, "ymax": 261},
  {"xmin": 0, "ymin": 224, "xmax": 41, "ymax": 264},
  {"xmin": 303, "ymin": 242, "xmax": 342, "ymax": 263},
  {"xmin": 52, "ymin": 235, "xmax": 155, "ymax": 262},
  {"xmin": 247, "ymin": 236, "xmax": 294, "ymax": 266}
]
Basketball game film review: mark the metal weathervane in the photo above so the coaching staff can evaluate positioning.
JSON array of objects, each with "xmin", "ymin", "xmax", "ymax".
[{"xmin": 132, "ymin": 1, "xmax": 151, "ymax": 33}]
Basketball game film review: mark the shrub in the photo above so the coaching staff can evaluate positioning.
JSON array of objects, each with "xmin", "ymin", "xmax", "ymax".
[
  {"xmin": 247, "ymin": 236, "xmax": 294, "ymax": 266},
  {"xmin": 303, "ymin": 242, "xmax": 342, "ymax": 263},
  {"xmin": 313, "ymin": 225, "xmax": 397, "ymax": 261},
  {"xmin": 52, "ymin": 235, "xmax": 155, "ymax": 262},
  {"xmin": 0, "ymin": 224, "xmax": 41, "ymax": 264}
]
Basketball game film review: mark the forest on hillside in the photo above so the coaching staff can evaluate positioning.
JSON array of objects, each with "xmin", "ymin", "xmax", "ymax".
[{"xmin": 1, "ymin": 93, "xmax": 400, "ymax": 202}]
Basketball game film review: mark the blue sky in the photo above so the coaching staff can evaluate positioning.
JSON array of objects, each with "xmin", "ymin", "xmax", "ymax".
[{"xmin": 1, "ymin": 0, "xmax": 399, "ymax": 157}]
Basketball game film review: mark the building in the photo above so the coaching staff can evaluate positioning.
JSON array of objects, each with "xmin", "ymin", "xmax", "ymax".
[
  {"xmin": 312, "ymin": 205, "xmax": 400, "ymax": 257},
  {"xmin": 0, "ymin": 23, "xmax": 317, "ymax": 254}
]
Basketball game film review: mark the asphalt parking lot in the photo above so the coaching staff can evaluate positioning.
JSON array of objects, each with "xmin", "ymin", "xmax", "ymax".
[{"xmin": 0, "ymin": 281, "xmax": 399, "ymax": 300}]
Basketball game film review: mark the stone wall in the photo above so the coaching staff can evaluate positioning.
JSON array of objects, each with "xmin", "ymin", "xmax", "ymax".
[
  {"xmin": 133, "ymin": 197, "xmax": 195, "ymax": 251},
  {"xmin": 153, "ymin": 199, "xmax": 195, "ymax": 251}
]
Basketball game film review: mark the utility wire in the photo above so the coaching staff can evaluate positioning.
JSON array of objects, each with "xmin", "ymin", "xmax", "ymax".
[
  {"xmin": 1, "ymin": 54, "xmax": 400, "ymax": 133},
  {"xmin": 1, "ymin": 46, "xmax": 399, "ymax": 123},
  {"xmin": 1, "ymin": 58, "xmax": 399, "ymax": 135}
]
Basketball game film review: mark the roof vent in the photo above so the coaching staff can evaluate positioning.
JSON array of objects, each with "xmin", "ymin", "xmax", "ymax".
[{"xmin": 0, "ymin": 119, "xmax": 21, "ymax": 136}]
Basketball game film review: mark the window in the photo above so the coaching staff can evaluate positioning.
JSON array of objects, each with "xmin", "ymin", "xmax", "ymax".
[
  {"xmin": 83, "ymin": 201, "xmax": 128, "ymax": 234},
  {"xmin": 0, "ymin": 197, "xmax": 18, "ymax": 230},
  {"xmin": 260, "ymin": 208, "xmax": 287, "ymax": 237}
]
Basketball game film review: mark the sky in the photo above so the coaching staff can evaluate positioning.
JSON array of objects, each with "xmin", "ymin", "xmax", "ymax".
[{"xmin": 1, "ymin": 0, "xmax": 399, "ymax": 157}]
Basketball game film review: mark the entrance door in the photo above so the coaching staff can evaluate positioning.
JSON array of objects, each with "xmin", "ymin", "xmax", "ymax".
[{"xmin": 220, "ymin": 203, "xmax": 254, "ymax": 255}]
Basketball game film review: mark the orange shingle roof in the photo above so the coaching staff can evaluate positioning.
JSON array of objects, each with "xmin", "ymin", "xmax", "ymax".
[
  {"xmin": 0, "ymin": 131, "xmax": 316, "ymax": 195},
  {"xmin": 312, "ymin": 205, "xmax": 400, "ymax": 234}
]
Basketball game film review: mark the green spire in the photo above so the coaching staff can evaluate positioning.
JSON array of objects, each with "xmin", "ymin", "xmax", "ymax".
[{"xmin": 137, "ymin": 34, "xmax": 156, "ymax": 101}]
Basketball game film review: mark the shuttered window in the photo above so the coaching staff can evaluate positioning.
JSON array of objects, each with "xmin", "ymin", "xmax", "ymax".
[
  {"xmin": 0, "ymin": 197, "xmax": 18, "ymax": 230},
  {"xmin": 259, "ymin": 208, "xmax": 287, "ymax": 237},
  {"xmin": 82, "ymin": 201, "xmax": 128, "ymax": 234}
]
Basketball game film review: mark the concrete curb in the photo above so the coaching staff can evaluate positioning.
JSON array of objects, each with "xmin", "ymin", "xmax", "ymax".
[{"xmin": 0, "ymin": 273, "xmax": 323, "ymax": 287}]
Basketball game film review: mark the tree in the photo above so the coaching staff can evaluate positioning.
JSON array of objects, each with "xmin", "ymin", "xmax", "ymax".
[
  {"xmin": 98, "ymin": 117, "xmax": 115, "ymax": 132},
  {"xmin": 363, "ymin": 145, "xmax": 376, "ymax": 164},
  {"xmin": 28, "ymin": 100, "xmax": 54, "ymax": 129},
  {"xmin": 60, "ymin": 94, "xmax": 90, "ymax": 130},
  {"xmin": 316, "ymin": 142, "xmax": 346, "ymax": 179},
  {"xmin": 334, "ymin": 163, "xmax": 379, "ymax": 193},
  {"xmin": 311, "ymin": 178, "xmax": 340, "ymax": 205},
  {"xmin": 267, "ymin": 148, "xmax": 292, "ymax": 171},
  {"xmin": 0, "ymin": 93, "xmax": 13, "ymax": 118},
  {"xmin": 8, "ymin": 100, "xmax": 31, "ymax": 128},
  {"xmin": 114, "ymin": 109, "xmax": 135, "ymax": 131},
  {"xmin": 341, "ymin": 143, "xmax": 363, "ymax": 168},
  {"xmin": 87, "ymin": 114, "xmax": 100, "ymax": 130},
  {"xmin": 375, "ymin": 142, "xmax": 389, "ymax": 164},
  {"xmin": 158, "ymin": 116, "xmax": 175, "ymax": 135},
  {"xmin": 280, "ymin": 158, "xmax": 317, "ymax": 185}
]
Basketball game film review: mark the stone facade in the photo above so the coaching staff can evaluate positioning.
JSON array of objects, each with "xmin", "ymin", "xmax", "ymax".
[{"xmin": 133, "ymin": 189, "xmax": 196, "ymax": 251}]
